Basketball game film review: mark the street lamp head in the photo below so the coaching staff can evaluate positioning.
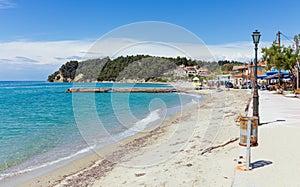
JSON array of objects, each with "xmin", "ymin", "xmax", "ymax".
[{"xmin": 252, "ymin": 30, "xmax": 261, "ymax": 45}]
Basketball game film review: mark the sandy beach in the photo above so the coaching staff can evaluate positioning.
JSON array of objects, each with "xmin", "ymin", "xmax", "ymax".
[{"xmin": 2, "ymin": 84, "xmax": 252, "ymax": 187}]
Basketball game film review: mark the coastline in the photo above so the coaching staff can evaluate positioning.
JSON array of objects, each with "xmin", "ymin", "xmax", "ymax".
[{"xmin": 2, "ymin": 84, "xmax": 252, "ymax": 186}]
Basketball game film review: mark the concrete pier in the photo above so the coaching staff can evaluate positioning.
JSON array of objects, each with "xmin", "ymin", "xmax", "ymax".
[
  {"xmin": 66, "ymin": 88, "xmax": 177, "ymax": 93},
  {"xmin": 66, "ymin": 88, "xmax": 111, "ymax": 93}
]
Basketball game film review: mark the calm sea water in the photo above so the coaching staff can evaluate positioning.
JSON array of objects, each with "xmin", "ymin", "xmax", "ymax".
[{"xmin": 0, "ymin": 81, "xmax": 200, "ymax": 179}]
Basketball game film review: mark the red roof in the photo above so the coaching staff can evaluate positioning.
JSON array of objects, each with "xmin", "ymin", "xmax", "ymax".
[{"xmin": 234, "ymin": 71, "xmax": 265, "ymax": 78}]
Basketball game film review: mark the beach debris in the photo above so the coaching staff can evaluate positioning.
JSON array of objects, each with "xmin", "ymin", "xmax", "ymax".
[
  {"xmin": 171, "ymin": 118, "xmax": 180, "ymax": 124},
  {"xmin": 59, "ymin": 117, "xmax": 169, "ymax": 186},
  {"xmin": 200, "ymin": 137, "xmax": 239, "ymax": 155},
  {"xmin": 135, "ymin": 173, "xmax": 146, "ymax": 177},
  {"xmin": 224, "ymin": 111, "xmax": 236, "ymax": 118},
  {"xmin": 169, "ymin": 140, "xmax": 186, "ymax": 146},
  {"xmin": 186, "ymin": 163, "xmax": 193, "ymax": 167}
]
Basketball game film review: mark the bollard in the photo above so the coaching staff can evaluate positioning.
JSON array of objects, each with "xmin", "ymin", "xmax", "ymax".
[
  {"xmin": 246, "ymin": 119, "xmax": 251, "ymax": 170},
  {"xmin": 239, "ymin": 116, "xmax": 258, "ymax": 147}
]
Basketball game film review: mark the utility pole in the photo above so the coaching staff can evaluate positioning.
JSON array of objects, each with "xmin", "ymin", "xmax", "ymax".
[
  {"xmin": 296, "ymin": 36, "xmax": 299, "ymax": 52},
  {"xmin": 295, "ymin": 36, "xmax": 299, "ymax": 89},
  {"xmin": 277, "ymin": 31, "xmax": 281, "ymax": 86},
  {"xmin": 277, "ymin": 31, "xmax": 281, "ymax": 47}
]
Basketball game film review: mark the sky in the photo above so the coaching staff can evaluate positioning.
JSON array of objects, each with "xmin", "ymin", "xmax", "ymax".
[{"xmin": 0, "ymin": 0, "xmax": 300, "ymax": 80}]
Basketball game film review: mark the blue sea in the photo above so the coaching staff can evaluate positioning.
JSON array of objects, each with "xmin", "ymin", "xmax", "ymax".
[{"xmin": 0, "ymin": 81, "xmax": 201, "ymax": 180}]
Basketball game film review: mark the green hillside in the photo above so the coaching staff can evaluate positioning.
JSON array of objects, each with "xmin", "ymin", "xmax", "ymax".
[{"xmin": 47, "ymin": 55, "xmax": 198, "ymax": 82}]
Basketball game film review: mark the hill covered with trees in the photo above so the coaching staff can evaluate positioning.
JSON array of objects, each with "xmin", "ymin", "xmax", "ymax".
[
  {"xmin": 47, "ymin": 55, "xmax": 199, "ymax": 82},
  {"xmin": 47, "ymin": 55, "xmax": 243, "ymax": 82}
]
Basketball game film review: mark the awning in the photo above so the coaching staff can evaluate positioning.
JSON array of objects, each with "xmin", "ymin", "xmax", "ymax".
[
  {"xmin": 257, "ymin": 74, "xmax": 268, "ymax": 79},
  {"xmin": 266, "ymin": 69, "xmax": 289, "ymax": 76},
  {"xmin": 264, "ymin": 74, "xmax": 290, "ymax": 80}
]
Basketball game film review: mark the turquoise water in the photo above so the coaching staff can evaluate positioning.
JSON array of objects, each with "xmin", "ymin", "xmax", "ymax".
[{"xmin": 0, "ymin": 81, "xmax": 200, "ymax": 179}]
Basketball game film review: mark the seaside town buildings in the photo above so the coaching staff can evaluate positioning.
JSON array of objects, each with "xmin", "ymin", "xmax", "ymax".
[
  {"xmin": 175, "ymin": 62, "xmax": 268, "ymax": 87},
  {"xmin": 231, "ymin": 61, "xmax": 267, "ymax": 86},
  {"xmin": 174, "ymin": 65, "xmax": 210, "ymax": 78},
  {"xmin": 174, "ymin": 61, "xmax": 295, "ymax": 90}
]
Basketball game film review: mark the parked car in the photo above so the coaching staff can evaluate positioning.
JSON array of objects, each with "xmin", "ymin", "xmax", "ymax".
[{"xmin": 225, "ymin": 81, "xmax": 234, "ymax": 88}]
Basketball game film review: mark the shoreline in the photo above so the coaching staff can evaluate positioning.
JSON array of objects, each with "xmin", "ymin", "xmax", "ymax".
[
  {"xmin": 0, "ymin": 83, "xmax": 201, "ymax": 186},
  {"xmin": 1, "ymin": 87, "xmax": 207, "ymax": 186},
  {"xmin": 2, "ymin": 84, "xmax": 252, "ymax": 186}
]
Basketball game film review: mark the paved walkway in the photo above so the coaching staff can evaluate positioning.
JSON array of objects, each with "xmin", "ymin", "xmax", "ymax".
[{"xmin": 232, "ymin": 91, "xmax": 300, "ymax": 187}]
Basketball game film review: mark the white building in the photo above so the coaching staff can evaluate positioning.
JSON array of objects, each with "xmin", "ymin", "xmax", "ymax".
[{"xmin": 216, "ymin": 74, "xmax": 232, "ymax": 85}]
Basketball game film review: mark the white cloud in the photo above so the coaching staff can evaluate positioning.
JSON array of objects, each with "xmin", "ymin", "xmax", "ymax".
[
  {"xmin": 0, "ymin": 40, "xmax": 93, "ymax": 65},
  {"xmin": 87, "ymin": 38, "xmax": 215, "ymax": 61},
  {"xmin": 0, "ymin": 0, "xmax": 16, "ymax": 9},
  {"xmin": 0, "ymin": 40, "xmax": 94, "ymax": 80},
  {"xmin": 89, "ymin": 38, "xmax": 275, "ymax": 62},
  {"xmin": 0, "ymin": 38, "xmax": 277, "ymax": 65},
  {"xmin": 208, "ymin": 41, "xmax": 262, "ymax": 62},
  {"xmin": 0, "ymin": 38, "xmax": 283, "ymax": 80}
]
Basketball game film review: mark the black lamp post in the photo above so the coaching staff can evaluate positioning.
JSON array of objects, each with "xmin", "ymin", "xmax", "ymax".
[{"xmin": 252, "ymin": 30, "xmax": 261, "ymax": 118}]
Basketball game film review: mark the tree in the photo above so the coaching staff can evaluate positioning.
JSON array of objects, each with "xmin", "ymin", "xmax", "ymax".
[
  {"xmin": 222, "ymin": 63, "xmax": 234, "ymax": 72},
  {"xmin": 59, "ymin": 60, "xmax": 78, "ymax": 81},
  {"xmin": 262, "ymin": 42, "xmax": 297, "ymax": 88}
]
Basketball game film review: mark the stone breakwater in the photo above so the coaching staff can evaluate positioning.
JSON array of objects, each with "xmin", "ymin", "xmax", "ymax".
[{"xmin": 66, "ymin": 88, "xmax": 177, "ymax": 93}]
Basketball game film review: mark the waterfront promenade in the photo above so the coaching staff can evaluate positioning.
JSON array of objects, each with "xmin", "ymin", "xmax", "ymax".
[{"xmin": 233, "ymin": 90, "xmax": 300, "ymax": 186}]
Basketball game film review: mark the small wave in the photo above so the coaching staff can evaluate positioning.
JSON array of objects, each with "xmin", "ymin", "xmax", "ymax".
[
  {"xmin": 114, "ymin": 109, "xmax": 162, "ymax": 141},
  {"xmin": 133, "ymin": 109, "xmax": 161, "ymax": 131},
  {"xmin": 179, "ymin": 92, "xmax": 202, "ymax": 101},
  {"xmin": 114, "ymin": 93, "xmax": 201, "ymax": 141},
  {"xmin": 0, "ymin": 145, "xmax": 95, "ymax": 181}
]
